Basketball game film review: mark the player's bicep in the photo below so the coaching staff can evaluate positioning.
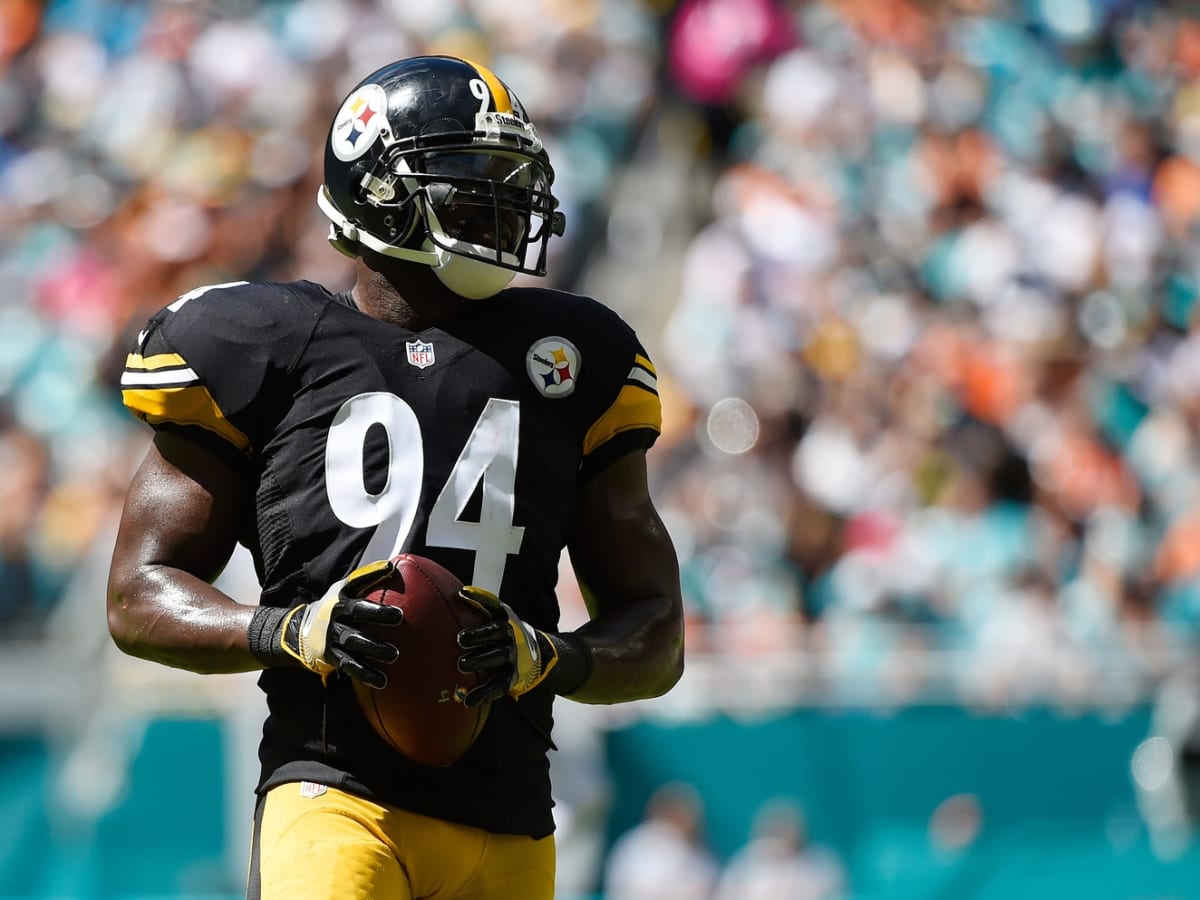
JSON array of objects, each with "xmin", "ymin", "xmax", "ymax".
[
  {"xmin": 110, "ymin": 430, "xmax": 244, "ymax": 589},
  {"xmin": 567, "ymin": 450, "xmax": 681, "ymax": 620},
  {"xmin": 107, "ymin": 431, "xmax": 264, "ymax": 673}
]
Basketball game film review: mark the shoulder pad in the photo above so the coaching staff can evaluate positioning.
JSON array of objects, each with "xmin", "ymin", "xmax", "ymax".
[
  {"xmin": 121, "ymin": 281, "xmax": 324, "ymax": 451},
  {"xmin": 504, "ymin": 289, "xmax": 662, "ymax": 477}
]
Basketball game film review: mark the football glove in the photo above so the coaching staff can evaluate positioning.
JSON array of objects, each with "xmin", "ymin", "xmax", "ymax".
[
  {"xmin": 249, "ymin": 559, "xmax": 403, "ymax": 688},
  {"xmin": 456, "ymin": 586, "xmax": 560, "ymax": 708}
]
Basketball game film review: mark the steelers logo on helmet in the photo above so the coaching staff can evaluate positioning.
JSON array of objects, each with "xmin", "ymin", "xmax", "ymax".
[
  {"xmin": 526, "ymin": 337, "xmax": 581, "ymax": 398},
  {"xmin": 331, "ymin": 83, "xmax": 389, "ymax": 162}
]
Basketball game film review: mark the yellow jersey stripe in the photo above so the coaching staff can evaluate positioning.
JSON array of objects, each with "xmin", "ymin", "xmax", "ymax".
[
  {"xmin": 122, "ymin": 349, "xmax": 199, "ymax": 388},
  {"xmin": 583, "ymin": 383, "xmax": 662, "ymax": 457},
  {"xmin": 123, "ymin": 385, "xmax": 250, "ymax": 450},
  {"xmin": 125, "ymin": 352, "xmax": 189, "ymax": 371},
  {"xmin": 466, "ymin": 59, "xmax": 512, "ymax": 113},
  {"xmin": 634, "ymin": 354, "xmax": 656, "ymax": 377}
]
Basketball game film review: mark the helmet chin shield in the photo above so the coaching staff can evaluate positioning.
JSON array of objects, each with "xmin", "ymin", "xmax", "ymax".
[{"xmin": 430, "ymin": 247, "xmax": 517, "ymax": 299}]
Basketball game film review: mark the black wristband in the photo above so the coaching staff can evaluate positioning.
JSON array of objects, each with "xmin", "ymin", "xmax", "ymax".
[
  {"xmin": 247, "ymin": 605, "xmax": 299, "ymax": 668},
  {"xmin": 545, "ymin": 632, "xmax": 593, "ymax": 696}
]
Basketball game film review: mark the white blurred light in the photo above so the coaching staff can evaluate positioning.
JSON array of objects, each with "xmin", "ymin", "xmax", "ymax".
[
  {"xmin": 1029, "ymin": 193, "xmax": 1101, "ymax": 292},
  {"xmin": 1127, "ymin": 412, "xmax": 1190, "ymax": 491},
  {"xmin": 37, "ymin": 32, "xmax": 108, "ymax": 130},
  {"xmin": 283, "ymin": 0, "xmax": 354, "ymax": 61},
  {"xmin": 381, "ymin": 0, "xmax": 458, "ymax": 36},
  {"xmin": 189, "ymin": 19, "xmax": 283, "ymax": 101},
  {"xmin": 1078, "ymin": 290, "xmax": 1127, "ymax": 350},
  {"xmin": 954, "ymin": 219, "xmax": 1019, "ymax": 306},
  {"xmin": 738, "ymin": 191, "xmax": 835, "ymax": 272},
  {"xmin": 2, "ymin": 146, "xmax": 72, "ymax": 208},
  {"xmin": 1103, "ymin": 193, "xmax": 1161, "ymax": 290},
  {"xmin": 869, "ymin": 51, "xmax": 926, "ymax": 125},
  {"xmin": 706, "ymin": 397, "xmax": 759, "ymax": 455},
  {"xmin": 857, "ymin": 293, "xmax": 918, "ymax": 361},
  {"xmin": 1085, "ymin": 505, "xmax": 1137, "ymax": 568},
  {"xmin": 52, "ymin": 172, "xmax": 118, "ymax": 230},
  {"xmin": 792, "ymin": 418, "xmax": 872, "ymax": 514},
  {"xmin": 762, "ymin": 50, "xmax": 838, "ymax": 130},
  {"xmin": 929, "ymin": 63, "xmax": 985, "ymax": 131},
  {"xmin": 1131, "ymin": 736, "xmax": 1174, "ymax": 792},
  {"xmin": 985, "ymin": 282, "xmax": 1066, "ymax": 346},
  {"xmin": 137, "ymin": 199, "xmax": 212, "ymax": 262},
  {"xmin": 1038, "ymin": 0, "xmax": 1097, "ymax": 41}
]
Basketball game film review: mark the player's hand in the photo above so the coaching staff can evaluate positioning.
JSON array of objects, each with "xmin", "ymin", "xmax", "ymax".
[
  {"xmin": 456, "ymin": 586, "xmax": 560, "ymax": 708},
  {"xmin": 278, "ymin": 559, "xmax": 404, "ymax": 688}
]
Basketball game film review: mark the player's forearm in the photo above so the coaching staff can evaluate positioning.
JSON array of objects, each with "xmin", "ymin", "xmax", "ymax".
[
  {"xmin": 563, "ymin": 592, "xmax": 684, "ymax": 704},
  {"xmin": 107, "ymin": 563, "xmax": 263, "ymax": 675}
]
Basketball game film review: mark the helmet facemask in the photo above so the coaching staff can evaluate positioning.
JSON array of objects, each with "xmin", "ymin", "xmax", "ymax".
[
  {"xmin": 320, "ymin": 135, "xmax": 565, "ymax": 298},
  {"xmin": 407, "ymin": 149, "xmax": 562, "ymax": 274}
]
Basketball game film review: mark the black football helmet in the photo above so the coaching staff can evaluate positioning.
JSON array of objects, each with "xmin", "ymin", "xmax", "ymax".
[{"xmin": 317, "ymin": 55, "xmax": 566, "ymax": 298}]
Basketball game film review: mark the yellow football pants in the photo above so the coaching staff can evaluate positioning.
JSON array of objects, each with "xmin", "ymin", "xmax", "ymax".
[{"xmin": 247, "ymin": 782, "xmax": 555, "ymax": 899}]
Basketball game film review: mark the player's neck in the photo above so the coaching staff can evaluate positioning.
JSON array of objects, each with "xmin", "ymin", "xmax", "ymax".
[{"xmin": 350, "ymin": 257, "xmax": 470, "ymax": 331}]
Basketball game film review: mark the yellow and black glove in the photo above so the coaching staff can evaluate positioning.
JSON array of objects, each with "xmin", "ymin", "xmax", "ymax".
[
  {"xmin": 248, "ymin": 559, "xmax": 403, "ymax": 688},
  {"xmin": 455, "ymin": 586, "xmax": 591, "ymax": 708}
]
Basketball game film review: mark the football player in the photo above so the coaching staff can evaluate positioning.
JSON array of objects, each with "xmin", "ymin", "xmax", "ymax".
[{"xmin": 107, "ymin": 55, "xmax": 684, "ymax": 899}]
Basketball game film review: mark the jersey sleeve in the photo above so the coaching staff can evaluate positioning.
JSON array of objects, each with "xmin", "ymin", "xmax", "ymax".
[
  {"xmin": 560, "ymin": 298, "xmax": 662, "ymax": 482},
  {"xmin": 120, "ymin": 281, "xmax": 319, "ymax": 455},
  {"xmin": 578, "ymin": 347, "xmax": 661, "ymax": 479}
]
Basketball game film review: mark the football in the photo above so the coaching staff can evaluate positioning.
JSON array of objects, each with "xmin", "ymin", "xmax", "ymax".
[{"xmin": 351, "ymin": 553, "xmax": 491, "ymax": 767}]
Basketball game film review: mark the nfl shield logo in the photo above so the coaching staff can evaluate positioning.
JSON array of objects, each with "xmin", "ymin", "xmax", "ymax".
[{"xmin": 405, "ymin": 340, "xmax": 435, "ymax": 369}]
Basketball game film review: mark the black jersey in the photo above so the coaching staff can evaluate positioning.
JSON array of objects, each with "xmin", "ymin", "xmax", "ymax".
[{"xmin": 120, "ymin": 279, "xmax": 661, "ymax": 837}]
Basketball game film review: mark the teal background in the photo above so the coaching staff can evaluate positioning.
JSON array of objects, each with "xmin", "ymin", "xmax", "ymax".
[
  {"xmin": 5, "ymin": 706, "xmax": 1200, "ymax": 898},
  {"xmin": 603, "ymin": 706, "xmax": 1200, "ymax": 899}
]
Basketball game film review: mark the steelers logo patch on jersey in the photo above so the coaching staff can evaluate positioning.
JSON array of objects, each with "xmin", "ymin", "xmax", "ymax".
[
  {"xmin": 331, "ymin": 83, "xmax": 388, "ymax": 162},
  {"xmin": 526, "ymin": 337, "xmax": 580, "ymax": 398}
]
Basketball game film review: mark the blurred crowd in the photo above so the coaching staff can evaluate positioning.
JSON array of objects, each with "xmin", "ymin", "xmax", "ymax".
[
  {"xmin": 648, "ymin": 0, "xmax": 1200, "ymax": 711},
  {"xmin": 5, "ymin": 0, "xmax": 1200, "ymax": 717}
]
